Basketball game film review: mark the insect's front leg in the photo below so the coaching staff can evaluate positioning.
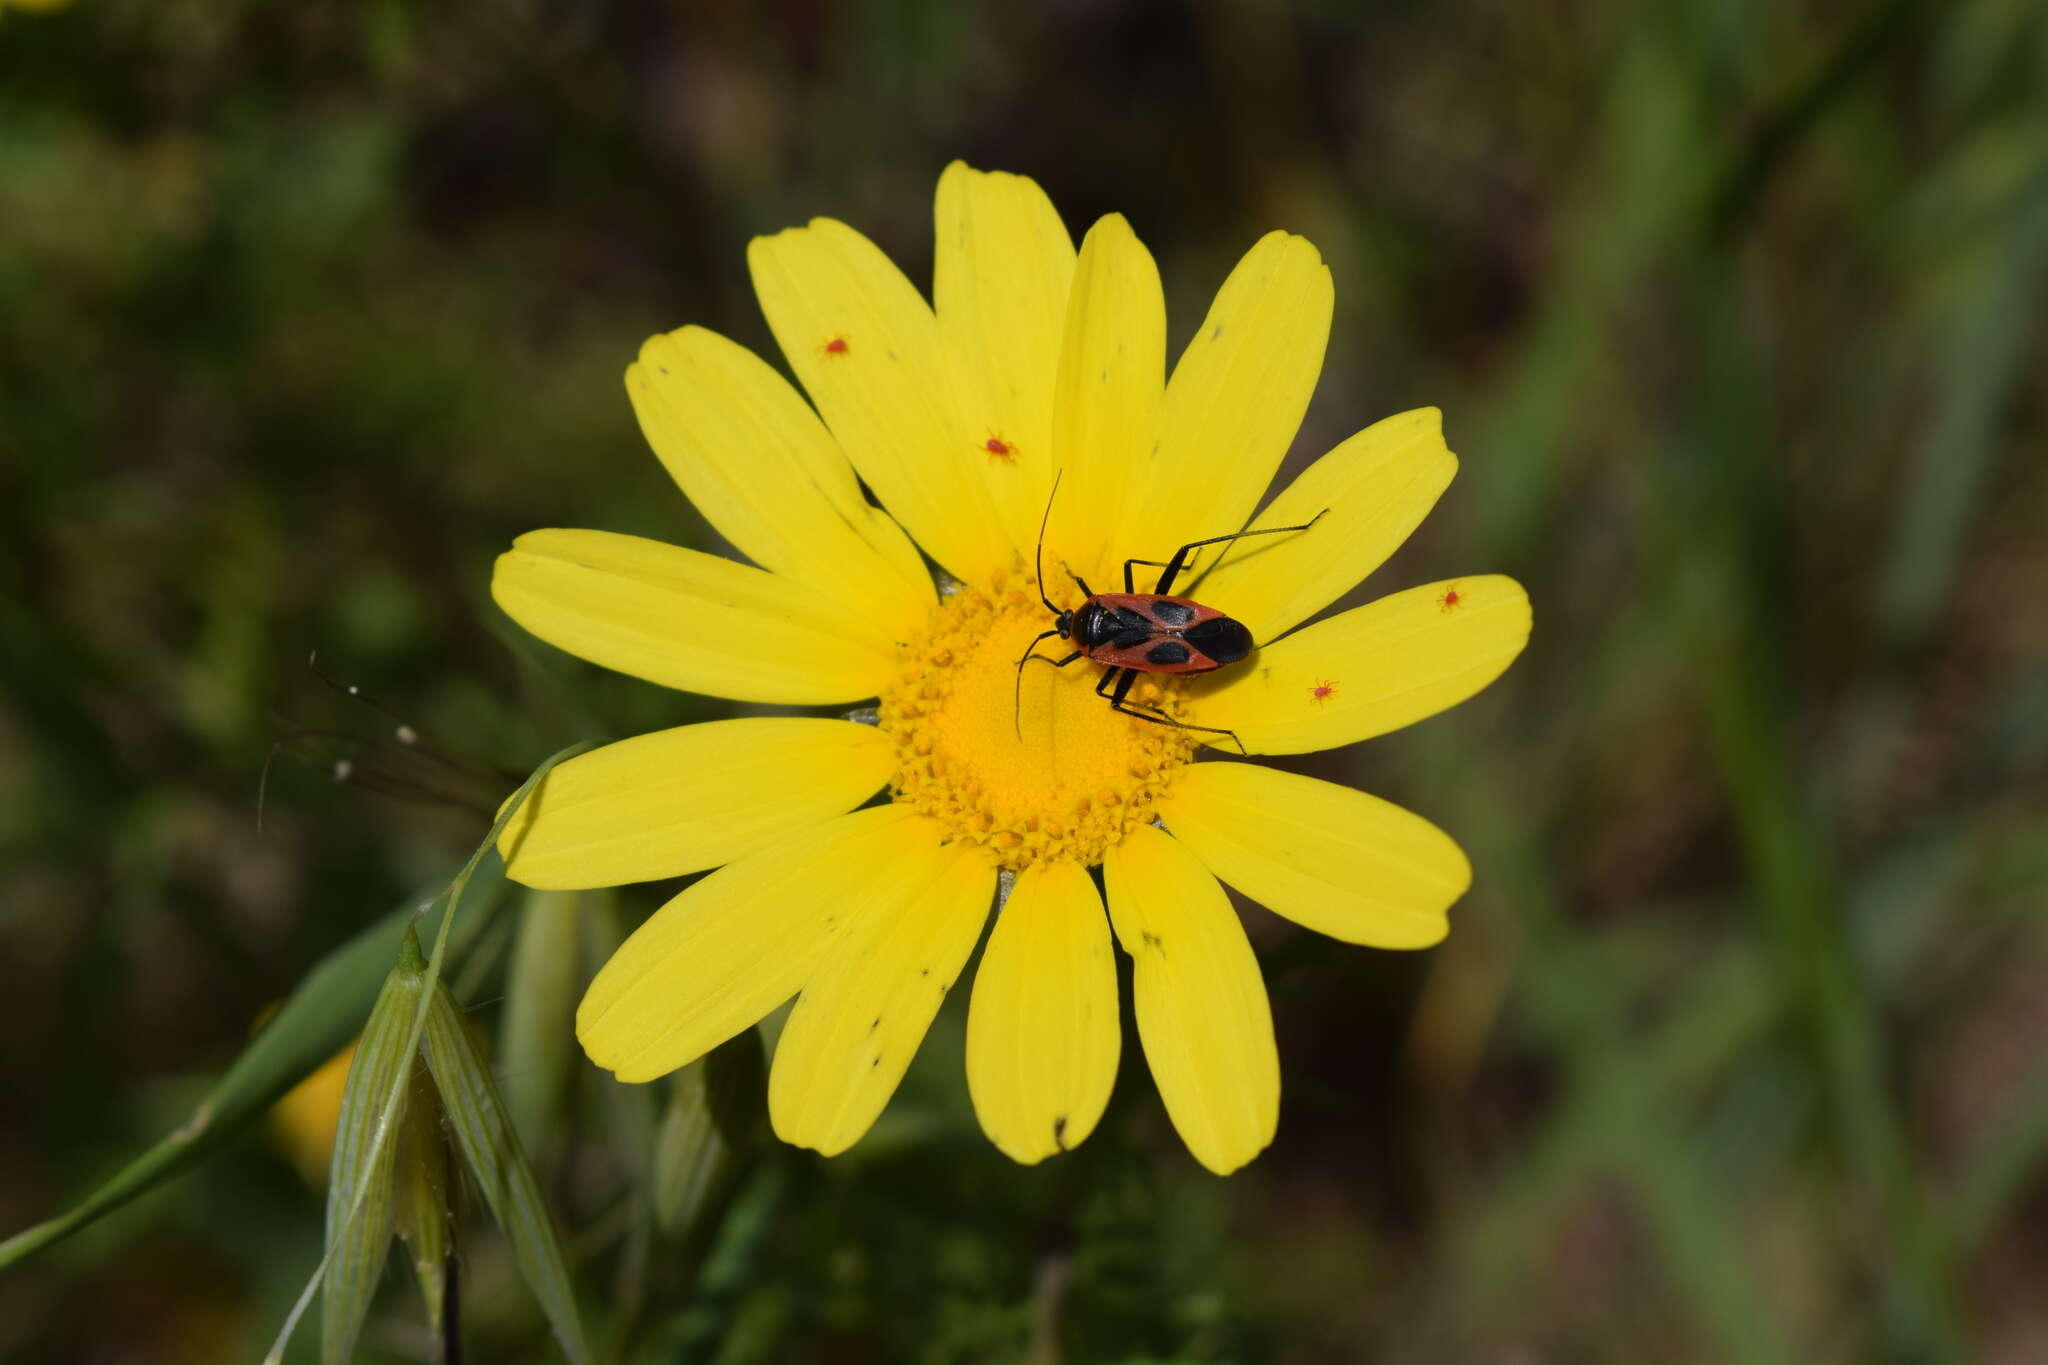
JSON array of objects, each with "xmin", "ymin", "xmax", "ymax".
[
  {"xmin": 1015, "ymin": 629, "xmax": 1082, "ymax": 673},
  {"xmin": 1011, "ymin": 633, "xmax": 1086, "ymax": 741}
]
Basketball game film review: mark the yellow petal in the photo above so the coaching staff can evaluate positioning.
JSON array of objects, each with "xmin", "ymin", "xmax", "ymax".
[
  {"xmin": 499, "ymin": 719, "xmax": 896, "ymax": 890},
  {"xmin": 1048, "ymin": 214, "xmax": 1165, "ymax": 593},
  {"xmin": 1101, "ymin": 825, "xmax": 1277, "ymax": 1175},
  {"xmin": 493, "ymin": 528, "xmax": 898, "ymax": 705},
  {"xmin": 1186, "ymin": 575, "xmax": 1531, "ymax": 754},
  {"xmin": 747, "ymin": 218, "xmax": 1007, "ymax": 585},
  {"xmin": 578, "ymin": 805, "xmax": 939, "ymax": 1083},
  {"xmin": 1196, "ymin": 407, "xmax": 1458, "ymax": 640},
  {"xmin": 627, "ymin": 327, "xmax": 933, "ymax": 639},
  {"xmin": 1156, "ymin": 762, "xmax": 1468, "ymax": 949},
  {"xmin": 965, "ymin": 860, "xmax": 1120, "ymax": 1164},
  {"xmin": 769, "ymin": 841, "xmax": 993, "ymax": 1156},
  {"xmin": 1112, "ymin": 232, "xmax": 1332, "ymax": 581},
  {"xmin": 934, "ymin": 162, "xmax": 1077, "ymax": 564}
]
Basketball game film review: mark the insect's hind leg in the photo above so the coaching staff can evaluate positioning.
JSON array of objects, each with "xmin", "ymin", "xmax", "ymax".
[
  {"xmin": 1147, "ymin": 509, "xmax": 1330, "ymax": 595},
  {"xmin": 1098, "ymin": 667, "xmax": 1248, "ymax": 754},
  {"xmin": 1111, "ymin": 699, "xmax": 1248, "ymax": 755}
]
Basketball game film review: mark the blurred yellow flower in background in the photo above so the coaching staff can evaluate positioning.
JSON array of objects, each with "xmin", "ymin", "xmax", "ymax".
[
  {"xmin": 492, "ymin": 163, "xmax": 1530, "ymax": 1174},
  {"xmin": 270, "ymin": 1041, "xmax": 355, "ymax": 1187}
]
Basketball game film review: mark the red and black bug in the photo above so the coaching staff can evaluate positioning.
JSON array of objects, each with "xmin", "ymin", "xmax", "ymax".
[{"xmin": 1014, "ymin": 474, "xmax": 1326, "ymax": 752}]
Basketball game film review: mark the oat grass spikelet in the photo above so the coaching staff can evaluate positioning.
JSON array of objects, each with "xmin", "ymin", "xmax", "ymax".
[{"xmin": 491, "ymin": 163, "xmax": 1532, "ymax": 1174}]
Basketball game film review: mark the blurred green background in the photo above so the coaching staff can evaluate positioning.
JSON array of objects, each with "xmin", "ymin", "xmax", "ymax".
[{"xmin": 4, "ymin": 0, "xmax": 2047, "ymax": 1361}]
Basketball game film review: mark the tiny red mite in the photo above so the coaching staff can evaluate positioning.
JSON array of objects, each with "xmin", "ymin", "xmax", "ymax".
[{"xmin": 1014, "ymin": 472, "xmax": 1326, "ymax": 752}]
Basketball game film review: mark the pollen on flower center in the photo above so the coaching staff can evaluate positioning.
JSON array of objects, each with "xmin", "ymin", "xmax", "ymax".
[{"xmin": 879, "ymin": 567, "xmax": 1196, "ymax": 870}]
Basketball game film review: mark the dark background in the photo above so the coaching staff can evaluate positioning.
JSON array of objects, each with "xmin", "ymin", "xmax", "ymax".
[{"xmin": 3, "ymin": 0, "xmax": 2046, "ymax": 1361}]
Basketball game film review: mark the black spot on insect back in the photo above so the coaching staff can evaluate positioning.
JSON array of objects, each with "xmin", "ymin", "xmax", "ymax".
[
  {"xmin": 1145, "ymin": 640, "xmax": 1191, "ymax": 667},
  {"xmin": 1183, "ymin": 615, "xmax": 1252, "ymax": 664},
  {"xmin": 1150, "ymin": 599, "xmax": 1196, "ymax": 627}
]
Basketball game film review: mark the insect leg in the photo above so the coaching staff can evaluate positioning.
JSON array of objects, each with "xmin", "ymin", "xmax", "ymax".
[
  {"xmin": 1122, "ymin": 557, "xmax": 1172, "ymax": 593},
  {"xmin": 1105, "ymin": 667, "xmax": 1245, "ymax": 753},
  {"xmin": 1100, "ymin": 668, "xmax": 1248, "ymax": 754},
  {"xmin": 1014, "ymin": 629, "xmax": 1071, "ymax": 673},
  {"xmin": 1112, "ymin": 702, "xmax": 1249, "ymax": 755},
  {"xmin": 1149, "ymin": 509, "xmax": 1330, "ymax": 595}
]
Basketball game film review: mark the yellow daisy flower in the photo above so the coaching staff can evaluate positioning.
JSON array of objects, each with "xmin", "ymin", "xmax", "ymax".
[{"xmin": 492, "ymin": 163, "xmax": 1531, "ymax": 1175}]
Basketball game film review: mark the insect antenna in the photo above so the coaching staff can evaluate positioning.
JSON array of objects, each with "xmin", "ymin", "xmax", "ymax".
[
  {"xmin": 1031, "ymin": 470, "xmax": 1063, "ymax": 614},
  {"xmin": 1011, "ymin": 470, "xmax": 1070, "ymax": 740}
]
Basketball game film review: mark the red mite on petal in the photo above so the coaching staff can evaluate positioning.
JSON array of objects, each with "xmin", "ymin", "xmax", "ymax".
[
  {"xmin": 1439, "ymin": 586, "xmax": 1462, "ymax": 612},
  {"xmin": 983, "ymin": 435, "xmax": 1015, "ymax": 460},
  {"xmin": 823, "ymin": 335, "xmax": 849, "ymax": 355},
  {"xmin": 1309, "ymin": 680, "xmax": 1338, "ymax": 706}
]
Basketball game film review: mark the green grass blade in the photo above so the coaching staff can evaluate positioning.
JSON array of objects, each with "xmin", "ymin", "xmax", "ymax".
[
  {"xmin": 580, "ymin": 890, "xmax": 659, "ymax": 1178},
  {"xmin": 1950, "ymin": 1048, "xmax": 2048, "ymax": 1256},
  {"xmin": 423, "ymin": 976, "xmax": 593, "ymax": 1365},
  {"xmin": 1877, "ymin": 169, "xmax": 2048, "ymax": 644},
  {"xmin": 0, "ymin": 854, "xmax": 507, "ymax": 1272},
  {"xmin": 500, "ymin": 887, "xmax": 584, "ymax": 1165},
  {"xmin": 322, "ymin": 937, "xmax": 428, "ymax": 1365}
]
